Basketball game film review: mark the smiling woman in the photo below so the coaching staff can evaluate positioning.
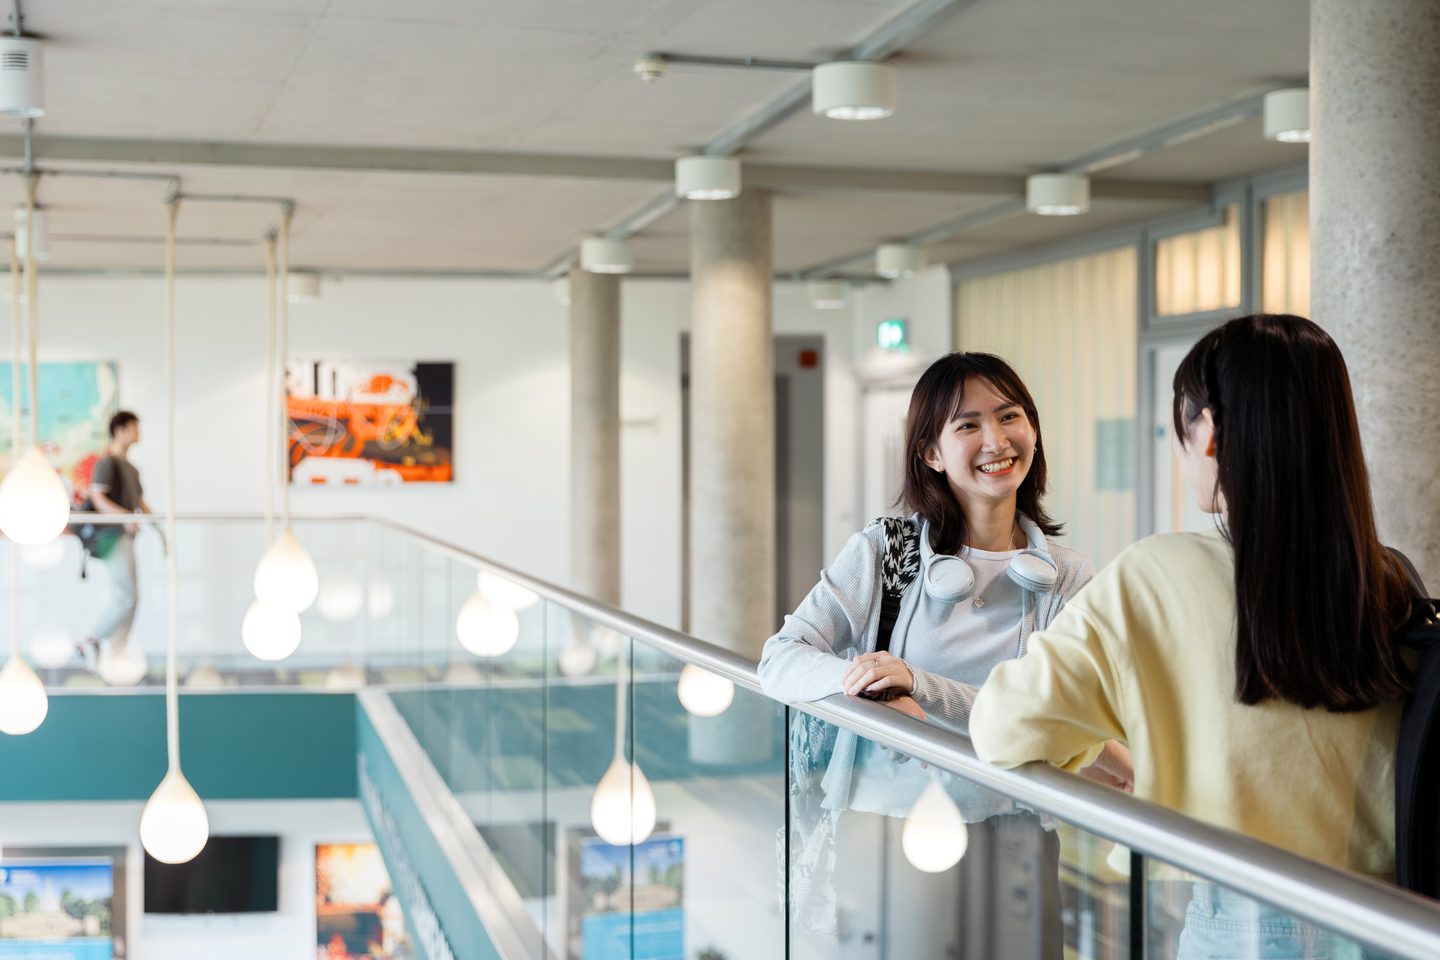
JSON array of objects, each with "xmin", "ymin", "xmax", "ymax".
[{"xmin": 758, "ymin": 351, "xmax": 1126, "ymax": 952}]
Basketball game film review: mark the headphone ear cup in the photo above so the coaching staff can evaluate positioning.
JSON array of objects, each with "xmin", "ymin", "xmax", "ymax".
[
  {"xmin": 924, "ymin": 555, "xmax": 976, "ymax": 604},
  {"xmin": 1007, "ymin": 549, "xmax": 1058, "ymax": 594}
]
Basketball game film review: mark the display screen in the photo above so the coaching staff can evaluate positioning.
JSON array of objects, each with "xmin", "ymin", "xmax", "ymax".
[
  {"xmin": 0, "ymin": 858, "xmax": 115, "ymax": 960},
  {"xmin": 143, "ymin": 836, "xmax": 279, "ymax": 914}
]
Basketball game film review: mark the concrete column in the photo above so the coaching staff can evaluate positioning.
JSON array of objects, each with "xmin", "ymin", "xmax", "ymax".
[
  {"xmin": 569, "ymin": 267, "xmax": 621, "ymax": 604},
  {"xmin": 689, "ymin": 189, "xmax": 775, "ymax": 764},
  {"xmin": 1311, "ymin": 0, "xmax": 1440, "ymax": 585}
]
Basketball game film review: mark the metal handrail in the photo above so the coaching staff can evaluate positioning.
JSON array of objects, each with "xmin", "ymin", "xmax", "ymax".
[
  {"xmin": 364, "ymin": 517, "xmax": 1440, "ymax": 960},
  {"xmin": 43, "ymin": 512, "xmax": 1440, "ymax": 956}
]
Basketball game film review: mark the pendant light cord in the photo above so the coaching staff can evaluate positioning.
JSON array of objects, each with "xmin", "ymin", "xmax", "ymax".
[
  {"xmin": 163, "ymin": 198, "xmax": 181, "ymax": 772},
  {"xmin": 21, "ymin": 173, "xmax": 37, "ymax": 450},
  {"xmin": 613, "ymin": 639, "xmax": 627, "ymax": 760},
  {"xmin": 8, "ymin": 238, "xmax": 18, "ymax": 661},
  {"xmin": 277, "ymin": 206, "xmax": 293, "ymax": 531},
  {"xmin": 262, "ymin": 232, "xmax": 277, "ymax": 545}
]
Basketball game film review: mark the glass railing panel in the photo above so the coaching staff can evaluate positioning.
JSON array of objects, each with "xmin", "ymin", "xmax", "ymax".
[
  {"xmin": 786, "ymin": 716, "xmax": 1130, "ymax": 960},
  {"xmin": 471, "ymin": 565, "xmax": 548, "ymax": 957},
  {"xmin": 1145, "ymin": 862, "xmax": 1394, "ymax": 960},
  {"xmin": 388, "ymin": 555, "xmax": 551, "ymax": 955},
  {"xmin": 634, "ymin": 643, "xmax": 785, "ymax": 960},
  {"xmin": 542, "ymin": 602, "xmax": 624, "ymax": 958}
]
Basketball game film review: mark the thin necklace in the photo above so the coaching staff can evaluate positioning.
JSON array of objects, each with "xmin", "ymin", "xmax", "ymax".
[{"xmin": 971, "ymin": 525, "xmax": 1021, "ymax": 609}]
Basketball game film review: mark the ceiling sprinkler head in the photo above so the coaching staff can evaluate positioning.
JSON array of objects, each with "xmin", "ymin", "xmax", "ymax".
[{"xmin": 634, "ymin": 54, "xmax": 667, "ymax": 83}]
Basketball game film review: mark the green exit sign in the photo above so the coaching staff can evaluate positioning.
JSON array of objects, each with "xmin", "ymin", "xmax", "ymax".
[{"xmin": 876, "ymin": 318, "xmax": 909, "ymax": 351}]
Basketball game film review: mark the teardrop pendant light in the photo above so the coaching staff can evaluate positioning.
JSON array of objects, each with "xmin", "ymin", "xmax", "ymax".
[
  {"xmin": 590, "ymin": 641, "xmax": 657, "ymax": 846},
  {"xmin": 0, "ymin": 172, "xmax": 68, "ymax": 546},
  {"xmin": 676, "ymin": 663, "xmax": 733, "ymax": 718},
  {"xmin": 901, "ymin": 778, "xmax": 968, "ymax": 873},
  {"xmin": 243, "ymin": 230, "xmax": 303, "ymax": 660},
  {"xmin": 140, "ymin": 198, "xmax": 208, "ymax": 865},
  {"xmin": 0, "ymin": 237, "xmax": 47, "ymax": 737},
  {"xmin": 251, "ymin": 208, "xmax": 317, "ymax": 621}
]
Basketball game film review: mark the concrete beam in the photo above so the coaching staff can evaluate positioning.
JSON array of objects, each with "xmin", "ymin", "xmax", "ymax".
[{"xmin": 0, "ymin": 134, "xmax": 1206, "ymax": 205}]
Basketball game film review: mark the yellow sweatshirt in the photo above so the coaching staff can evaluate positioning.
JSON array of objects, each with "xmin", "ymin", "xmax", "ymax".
[{"xmin": 970, "ymin": 530, "xmax": 1399, "ymax": 878}]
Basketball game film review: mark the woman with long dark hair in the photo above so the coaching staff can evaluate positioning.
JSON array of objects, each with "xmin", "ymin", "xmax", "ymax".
[
  {"xmin": 972, "ymin": 314, "xmax": 1421, "ymax": 958},
  {"xmin": 761, "ymin": 352, "xmax": 1115, "ymax": 949}
]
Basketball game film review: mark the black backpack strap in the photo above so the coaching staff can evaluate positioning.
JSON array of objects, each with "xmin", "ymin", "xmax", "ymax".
[{"xmin": 872, "ymin": 516, "xmax": 920, "ymax": 653}]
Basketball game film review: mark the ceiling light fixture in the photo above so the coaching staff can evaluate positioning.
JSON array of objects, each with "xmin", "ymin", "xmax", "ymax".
[
  {"xmin": 287, "ymin": 271, "xmax": 321, "ymax": 304},
  {"xmin": 0, "ymin": 180, "xmax": 68, "ymax": 547},
  {"xmin": 140, "ymin": 198, "xmax": 210, "ymax": 866},
  {"xmin": 675, "ymin": 155, "xmax": 741, "ymax": 200},
  {"xmin": 876, "ymin": 243, "xmax": 926, "ymax": 279},
  {"xmin": 580, "ymin": 237, "xmax": 633, "ymax": 275},
  {"xmin": 590, "ymin": 645, "xmax": 657, "ymax": 846},
  {"xmin": 1026, "ymin": 173, "xmax": 1090, "ymax": 216},
  {"xmin": 676, "ymin": 664, "xmax": 734, "ymax": 717},
  {"xmin": 812, "ymin": 61, "xmax": 896, "ymax": 121},
  {"xmin": 0, "ymin": 38, "xmax": 44, "ymax": 118},
  {"xmin": 252, "ymin": 210, "xmax": 319, "ymax": 625},
  {"xmin": 455, "ymin": 591, "xmax": 520, "ymax": 658},
  {"xmin": 1263, "ymin": 88, "xmax": 1310, "ymax": 143},
  {"xmin": 902, "ymin": 778, "xmax": 969, "ymax": 872},
  {"xmin": 807, "ymin": 280, "xmax": 849, "ymax": 309}
]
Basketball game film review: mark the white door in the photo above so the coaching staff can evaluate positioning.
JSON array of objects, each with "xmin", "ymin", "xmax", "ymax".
[{"xmin": 860, "ymin": 383, "xmax": 915, "ymax": 524}]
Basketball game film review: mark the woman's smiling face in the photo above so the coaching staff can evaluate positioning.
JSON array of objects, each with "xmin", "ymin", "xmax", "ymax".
[{"xmin": 923, "ymin": 377, "xmax": 1036, "ymax": 510}]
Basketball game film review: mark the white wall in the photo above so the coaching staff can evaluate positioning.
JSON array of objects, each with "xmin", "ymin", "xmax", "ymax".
[
  {"xmin": 32, "ymin": 274, "xmax": 864, "ymax": 634},
  {"xmin": 0, "ymin": 798, "xmax": 369, "ymax": 960}
]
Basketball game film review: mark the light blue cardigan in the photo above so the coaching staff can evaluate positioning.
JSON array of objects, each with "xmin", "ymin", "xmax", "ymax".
[{"xmin": 758, "ymin": 514, "xmax": 1094, "ymax": 932}]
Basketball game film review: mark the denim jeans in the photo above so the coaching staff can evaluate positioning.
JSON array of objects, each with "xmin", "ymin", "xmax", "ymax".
[
  {"xmin": 1177, "ymin": 883, "xmax": 1370, "ymax": 960},
  {"xmin": 89, "ymin": 531, "xmax": 137, "ymax": 644}
]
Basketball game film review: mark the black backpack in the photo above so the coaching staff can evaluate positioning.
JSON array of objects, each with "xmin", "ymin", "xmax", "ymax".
[{"xmin": 1394, "ymin": 563, "xmax": 1440, "ymax": 898}]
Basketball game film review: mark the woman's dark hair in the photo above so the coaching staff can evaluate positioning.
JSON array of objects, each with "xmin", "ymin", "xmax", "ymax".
[
  {"xmin": 1173, "ymin": 313, "xmax": 1411, "ymax": 713},
  {"xmin": 900, "ymin": 352, "xmax": 1060, "ymax": 556}
]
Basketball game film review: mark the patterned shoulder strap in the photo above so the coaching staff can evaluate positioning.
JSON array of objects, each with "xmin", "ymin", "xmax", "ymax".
[
  {"xmin": 873, "ymin": 516, "xmax": 921, "ymax": 596},
  {"xmin": 871, "ymin": 516, "xmax": 920, "ymax": 652}
]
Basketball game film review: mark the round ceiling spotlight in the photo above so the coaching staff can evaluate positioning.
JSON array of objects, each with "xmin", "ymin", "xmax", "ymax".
[
  {"xmin": 876, "ymin": 243, "xmax": 926, "ymax": 280},
  {"xmin": 807, "ymin": 280, "xmax": 849, "ymax": 309},
  {"xmin": 0, "ymin": 38, "xmax": 44, "ymax": 119},
  {"xmin": 1263, "ymin": 88, "xmax": 1310, "ymax": 143},
  {"xmin": 580, "ymin": 237, "xmax": 633, "ymax": 275},
  {"xmin": 1026, "ymin": 173, "xmax": 1090, "ymax": 216},
  {"xmin": 675, "ymin": 155, "xmax": 741, "ymax": 201},
  {"xmin": 812, "ymin": 61, "xmax": 896, "ymax": 121},
  {"xmin": 287, "ymin": 272, "xmax": 322, "ymax": 304},
  {"xmin": 633, "ymin": 54, "xmax": 667, "ymax": 83}
]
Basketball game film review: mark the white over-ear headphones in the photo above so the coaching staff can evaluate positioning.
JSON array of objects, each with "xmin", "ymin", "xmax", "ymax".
[{"xmin": 921, "ymin": 513, "xmax": 1058, "ymax": 604}]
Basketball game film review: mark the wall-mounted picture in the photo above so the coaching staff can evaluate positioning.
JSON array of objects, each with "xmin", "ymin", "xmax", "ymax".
[
  {"xmin": 0, "ymin": 362, "xmax": 120, "ymax": 499},
  {"xmin": 0, "ymin": 858, "xmax": 115, "ymax": 960},
  {"xmin": 315, "ymin": 842, "xmax": 411, "ymax": 960},
  {"xmin": 569, "ymin": 832, "xmax": 684, "ymax": 960},
  {"xmin": 287, "ymin": 360, "xmax": 454, "ymax": 486}
]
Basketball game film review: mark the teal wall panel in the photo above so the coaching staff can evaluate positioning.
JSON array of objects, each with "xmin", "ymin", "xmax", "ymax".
[{"xmin": 0, "ymin": 692, "xmax": 356, "ymax": 801}]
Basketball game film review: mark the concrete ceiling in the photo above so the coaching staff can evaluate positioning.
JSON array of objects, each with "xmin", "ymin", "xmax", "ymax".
[{"xmin": 2, "ymin": 0, "xmax": 1310, "ymax": 275}]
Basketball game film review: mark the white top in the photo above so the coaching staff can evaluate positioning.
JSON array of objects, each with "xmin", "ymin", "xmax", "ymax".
[{"xmin": 850, "ymin": 544, "xmax": 1027, "ymax": 818}]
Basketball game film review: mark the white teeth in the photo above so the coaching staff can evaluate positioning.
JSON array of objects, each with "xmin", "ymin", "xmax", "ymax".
[{"xmin": 979, "ymin": 458, "xmax": 1015, "ymax": 474}]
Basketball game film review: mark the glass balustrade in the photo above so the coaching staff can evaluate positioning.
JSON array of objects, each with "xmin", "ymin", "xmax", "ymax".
[{"xmin": 11, "ymin": 512, "xmax": 1438, "ymax": 960}]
